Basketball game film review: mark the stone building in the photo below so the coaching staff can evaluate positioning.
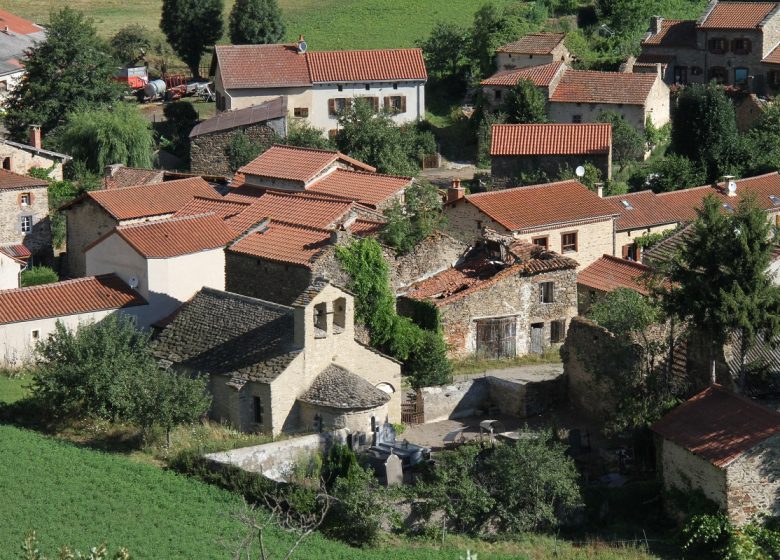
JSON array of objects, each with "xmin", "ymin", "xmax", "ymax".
[
  {"xmin": 576, "ymin": 255, "xmax": 653, "ymax": 315},
  {"xmin": 652, "ymin": 385, "xmax": 780, "ymax": 525},
  {"xmin": 490, "ymin": 123, "xmax": 612, "ymax": 183},
  {"xmin": 0, "ymin": 128, "xmax": 71, "ymax": 181},
  {"xmin": 443, "ymin": 179, "xmax": 619, "ymax": 270},
  {"xmin": 638, "ymin": 1, "xmax": 780, "ymax": 93},
  {"xmin": 153, "ymin": 282, "xmax": 401, "ymax": 435},
  {"xmin": 495, "ymin": 32, "xmax": 571, "ymax": 71},
  {"xmin": 398, "ymin": 238, "xmax": 578, "ymax": 359},
  {"xmin": 189, "ymin": 97, "xmax": 287, "ymax": 176},
  {"xmin": 604, "ymin": 190, "xmax": 681, "ymax": 261},
  {"xmin": 0, "ymin": 169, "xmax": 51, "ymax": 260},
  {"xmin": 0, "ymin": 9, "xmax": 46, "ymax": 101}
]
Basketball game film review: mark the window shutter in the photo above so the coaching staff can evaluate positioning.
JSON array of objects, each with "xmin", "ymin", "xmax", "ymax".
[
  {"xmin": 371, "ymin": 97, "xmax": 379, "ymax": 112},
  {"xmin": 384, "ymin": 97, "xmax": 391, "ymax": 111},
  {"xmin": 400, "ymin": 96, "xmax": 407, "ymax": 113},
  {"xmin": 328, "ymin": 98, "xmax": 336, "ymax": 115},
  {"xmin": 622, "ymin": 244, "xmax": 630, "ymax": 259}
]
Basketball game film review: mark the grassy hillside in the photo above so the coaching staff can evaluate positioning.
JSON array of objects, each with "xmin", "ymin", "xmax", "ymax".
[{"xmin": 6, "ymin": 0, "xmax": 518, "ymax": 49}]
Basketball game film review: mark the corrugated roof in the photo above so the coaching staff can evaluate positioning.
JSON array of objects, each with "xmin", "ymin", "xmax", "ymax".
[
  {"xmin": 480, "ymin": 61, "xmax": 565, "ymax": 87},
  {"xmin": 577, "ymin": 255, "xmax": 651, "ymax": 295},
  {"xmin": 307, "ymin": 168, "xmax": 409, "ymax": 209},
  {"xmin": 0, "ymin": 274, "xmax": 146, "ymax": 325},
  {"xmin": 550, "ymin": 69, "xmax": 659, "ymax": 105},
  {"xmin": 214, "ymin": 44, "xmax": 312, "ymax": 89},
  {"xmin": 0, "ymin": 169, "xmax": 47, "ymax": 191},
  {"xmin": 238, "ymin": 145, "xmax": 375, "ymax": 184},
  {"xmin": 699, "ymin": 1, "xmax": 778, "ymax": 29},
  {"xmin": 497, "ymin": 33, "xmax": 566, "ymax": 54},
  {"xmin": 465, "ymin": 179, "xmax": 618, "ymax": 232},
  {"xmin": 307, "ymin": 48, "xmax": 427, "ymax": 82},
  {"xmin": 652, "ymin": 385, "xmax": 780, "ymax": 468},
  {"xmin": 228, "ymin": 220, "xmax": 332, "ymax": 267},
  {"xmin": 490, "ymin": 123, "xmax": 611, "ymax": 156},
  {"xmin": 604, "ymin": 190, "xmax": 680, "ymax": 231},
  {"xmin": 641, "ymin": 19, "xmax": 697, "ymax": 47},
  {"xmin": 189, "ymin": 97, "xmax": 287, "ymax": 138}
]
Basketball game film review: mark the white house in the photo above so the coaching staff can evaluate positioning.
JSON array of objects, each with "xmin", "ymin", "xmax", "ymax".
[
  {"xmin": 0, "ymin": 9, "xmax": 46, "ymax": 104},
  {"xmin": 0, "ymin": 246, "xmax": 25, "ymax": 290},
  {"xmin": 0, "ymin": 274, "xmax": 147, "ymax": 367},
  {"xmin": 211, "ymin": 41, "xmax": 427, "ymax": 135}
]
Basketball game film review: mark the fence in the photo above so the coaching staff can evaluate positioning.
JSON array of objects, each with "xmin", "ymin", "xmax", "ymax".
[{"xmin": 401, "ymin": 390, "xmax": 424, "ymax": 424}]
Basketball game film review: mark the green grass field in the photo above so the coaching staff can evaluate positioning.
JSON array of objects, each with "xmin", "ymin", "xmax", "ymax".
[
  {"xmin": 6, "ymin": 0, "xmax": 518, "ymax": 50},
  {"xmin": 0, "ymin": 373, "xmax": 29, "ymax": 404}
]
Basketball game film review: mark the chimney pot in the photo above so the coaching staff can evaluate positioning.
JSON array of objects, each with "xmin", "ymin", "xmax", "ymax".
[
  {"xmin": 447, "ymin": 179, "xmax": 465, "ymax": 204},
  {"xmin": 595, "ymin": 182, "xmax": 604, "ymax": 198},
  {"xmin": 28, "ymin": 125, "xmax": 41, "ymax": 150},
  {"xmin": 650, "ymin": 16, "xmax": 664, "ymax": 35}
]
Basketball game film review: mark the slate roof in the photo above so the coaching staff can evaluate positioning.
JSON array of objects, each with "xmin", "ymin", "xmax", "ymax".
[
  {"xmin": 153, "ymin": 287, "xmax": 300, "ymax": 384},
  {"xmin": 0, "ymin": 169, "xmax": 48, "ymax": 191},
  {"xmin": 464, "ymin": 179, "xmax": 618, "ymax": 232},
  {"xmin": 490, "ymin": 123, "xmax": 611, "ymax": 156},
  {"xmin": 699, "ymin": 1, "xmax": 778, "ymax": 29},
  {"xmin": 227, "ymin": 220, "xmax": 332, "ymax": 267},
  {"xmin": 307, "ymin": 48, "xmax": 427, "ymax": 82},
  {"xmin": 298, "ymin": 364, "xmax": 390, "ymax": 410},
  {"xmin": 0, "ymin": 274, "xmax": 146, "ymax": 325},
  {"xmin": 189, "ymin": 97, "xmax": 287, "ymax": 138},
  {"xmin": 577, "ymin": 255, "xmax": 651, "ymax": 295},
  {"xmin": 604, "ymin": 190, "xmax": 680, "ymax": 231},
  {"xmin": 652, "ymin": 385, "xmax": 780, "ymax": 468},
  {"xmin": 238, "ymin": 145, "xmax": 375, "ymax": 184},
  {"xmin": 497, "ymin": 33, "xmax": 566, "ymax": 54},
  {"xmin": 307, "ymin": 168, "xmax": 410, "ymax": 209},
  {"xmin": 0, "ymin": 139, "xmax": 71, "ymax": 162},
  {"xmin": 480, "ymin": 62, "xmax": 565, "ymax": 87},
  {"xmin": 641, "ymin": 19, "xmax": 697, "ymax": 47},
  {"xmin": 550, "ymin": 69, "xmax": 659, "ymax": 105}
]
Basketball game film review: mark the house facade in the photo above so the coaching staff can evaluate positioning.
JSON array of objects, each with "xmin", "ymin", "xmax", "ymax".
[
  {"xmin": 0, "ymin": 169, "xmax": 51, "ymax": 260},
  {"xmin": 495, "ymin": 32, "xmax": 571, "ymax": 71},
  {"xmin": 0, "ymin": 9, "xmax": 46, "ymax": 103},
  {"xmin": 0, "ymin": 128, "xmax": 71, "ymax": 180},
  {"xmin": 211, "ymin": 42, "xmax": 426, "ymax": 136},
  {"xmin": 0, "ymin": 247, "xmax": 25, "ymax": 290},
  {"xmin": 576, "ymin": 255, "xmax": 653, "ymax": 315}
]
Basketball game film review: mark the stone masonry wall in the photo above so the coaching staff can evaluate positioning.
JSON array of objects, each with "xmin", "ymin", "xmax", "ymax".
[
  {"xmin": 0, "ymin": 186, "xmax": 51, "ymax": 259},
  {"xmin": 420, "ymin": 379, "xmax": 490, "ymax": 423},
  {"xmin": 65, "ymin": 201, "xmax": 118, "ymax": 278},
  {"xmin": 224, "ymin": 251, "xmax": 314, "ymax": 305},
  {"xmin": 658, "ymin": 436, "xmax": 728, "ymax": 510},
  {"xmin": 726, "ymin": 434, "xmax": 780, "ymax": 525}
]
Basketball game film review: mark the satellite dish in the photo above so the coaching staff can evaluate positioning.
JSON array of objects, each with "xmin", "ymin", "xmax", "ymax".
[
  {"xmin": 575, "ymin": 165, "xmax": 586, "ymax": 178},
  {"xmin": 297, "ymin": 39, "xmax": 308, "ymax": 53},
  {"xmin": 128, "ymin": 277, "xmax": 139, "ymax": 289},
  {"xmin": 727, "ymin": 180, "xmax": 737, "ymax": 195}
]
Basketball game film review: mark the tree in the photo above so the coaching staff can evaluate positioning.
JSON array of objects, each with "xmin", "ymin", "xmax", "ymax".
[
  {"xmin": 110, "ymin": 24, "xmax": 152, "ymax": 66},
  {"xmin": 630, "ymin": 153, "xmax": 705, "ymax": 194},
  {"xmin": 381, "ymin": 180, "xmax": 445, "ymax": 254},
  {"xmin": 596, "ymin": 0, "xmax": 653, "ymax": 39},
  {"xmin": 405, "ymin": 329, "xmax": 453, "ymax": 389},
  {"xmin": 502, "ymin": 79, "xmax": 547, "ymax": 124},
  {"xmin": 21, "ymin": 267, "xmax": 58, "ymax": 287},
  {"xmin": 326, "ymin": 466, "xmax": 386, "ymax": 547},
  {"xmin": 597, "ymin": 111, "xmax": 645, "ymax": 168},
  {"xmin": 51, "ymin": 103, "xmax": 155, "ymax": 174},
  {"xmin": 285, "ymin": 119, "xmax": 334, "ymax": 150},
  {"xmin": 670, "ymin": 83, "xmax": 740, "ymax": 182},
  {"xmin": 160, "ymin": 0, "xmax": 224, "ymax": 79},
  {"xmin": 469, "ymin": 3, "xmax": 520, "ymax": 79},
  {"xmin": 660, "ymin": 194, "xmax": 780, "ymax": 388},
  {"xmin": 559, "ymin": 162, "xmax": 603, "ymax": 190},
  {"xmin": 742, "ymin": 103, "xmax": 780, "ymax": 177},
  {"xmin": 417, "ymin": 22, "xmax": 470, "ymax": 80},
  {"xmin": 226, "ymin": 131, "xmax": 266, "ymax": 172},
  {"xmin": 229, "ymin": 0, "xmax": 285, "ymax": 45},
  {"xmin": 3, "ymin": 8, "xmax": 122, "ymax": 140},
  {"xmin": 476, "ymin": 110, "xmax": 506, "ymax": 168}
]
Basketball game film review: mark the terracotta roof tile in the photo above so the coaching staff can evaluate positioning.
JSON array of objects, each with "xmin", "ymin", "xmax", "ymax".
[
  {"xmin": 307, "ymin": 168, "xmax": 409, "ymax": 209},
  {"xmin": 480, "ymin": 62, "xmax": 565, "ymax": 87},
  {"xmin": 465, "ymin": 179, "xmax": 618, "ymax": 231},
  {"xmin": 550, "ymin": 70, "xmax": 659, "ymax": 105},
  {"xmin": 307, "ymin": 48, "xmax": 427, "ymax": 82},
  {"xmin": 0, "ymin": 244, "xmax": 30, "ymax": 263},
  {"xmin": 349, "ymin": 219, "xmax": 385, "ymax": 236},
  {"xmin": 641, "ymin": 19, "xmax": 697, "ymax": 47},
  {"xmin": 226, "ymin": 191, "xmax": 354, "ymax": 233},
  {"xmin": 84, "ymin": 177, "xmax": 220, "ymax": 221},
  {"xmin": 604, "ymin": 190, "xmax": 680, "ymax": 231},
  {"xmin": 497, "ymin": 33, "xmax": 566, "ymax": 54},
  {"xmin": 0, "ymin": 274, "xmax": 146, "ymax": 325},
  {"xmin": 0, "ymin": 9, "xmax": 44, "ymax": 35},
  {"xmin": 102, "ymin": 167, "xmax": 165, "ymax": 190},
  {"xmin": 699, "ymin": 2, "xmax": 778, "ymax": 29},
  {"xmin": 214, "ymin": 44, "xmax": 311, "ymax": 89},
  {"xmin": 652, "ymin": 385, "xmax": 780, "ymax": 467},
  {"xmin": 0, "ymin": 169, "xmax": 48, "ymax": 191},
  {"xmin": 490, "ymin": 123, "xmax": 611, "ymax": 156},
  {"xmin": 238, "ymin": 145, "xmax": 375, "ymax": 184},
  {"xmin": 577, "ymin": 255, "xmax": 651, "ymax": 295},
  {"xmin": 111, "ymin": 213, "xmax": 236, "ymax": 258},
  {"xmin": 764, "ymin": 43, "xmax": 780, "ymax": 64},
  {"xmin": 174, "ymin": 196, "xmax": 251, "ymax": 220},
  {"xmin": 228, "ymin": 220, "xmax": 332, "ymax": 267}
]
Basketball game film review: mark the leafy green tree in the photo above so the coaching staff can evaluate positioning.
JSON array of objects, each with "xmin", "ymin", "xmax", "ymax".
[
  {"xmin": 405, "ymin": 329, "xmax": 453, "ymax": 389},
  {"xmin": 381, "ymin": 180, "xmax": 445, "ymax": 254},
  {"xmin": 225, "ymin": 131, "xmax": 265, "ymax": 172},
  {"xmin": 469, "ymin": 3, "xmax": 520, "ymax": 78},
  {"xmin": 229, "ymin": 0, "xmax": 285, "ymax": 45},
  {"xmin": 21, "ymin": 267, "xmax": 59, "ymax": 287},
  {"xmin": 160, "ymin": 0, "xmax": 224, "ymax": 78},
  {"xmin": 630, "ymin": 153, "xmax": 705, "ymax": 194},
  {"xmin": 51, "ymin": 103, "xmax": 155, "ymax": 174},
  {"xmin": 417, "ymin": 22, "xmax": 470, "ymax": 80},
  {"xmin": 326, "ymin": 466, "xmax": 386, "ymax": 547},
  {"xmin": 110, "ymin": 24, "xmax": 152, "ymax": 66},
  {"xmin": 559, "ymin": 162, "xmax": 603, "ymax": 190},
  {"xmin": 502, "ymin": 79, "xmax": 547, "ymax": 124},
  {"xmin": 589, "ymin": 288, "xmax": 659, "ymax": 339},
  {"xmin": 597, "ymin": 111, "xmax": 645, "ymax": 169},
  {"xmin": 742, "ymin": 103, "xmax": 780, "ymax": 177},
  {"xmin": 596, "ymin": 0, "xmax": 653, "ymax": 40},
  {"xmin": 476, "ymin": 110, "xmax": 507, "ymax": 168},
  {"xmin": 3, "ymin": 8, "xmax": 122, "ymax": 139},
  {"xmin": 285, "ymin": 119, "xmax": 334, "ymax": 150},
  {"xmin": 670, "ymin": 83, "xmax": 740, "ymax": 182}
]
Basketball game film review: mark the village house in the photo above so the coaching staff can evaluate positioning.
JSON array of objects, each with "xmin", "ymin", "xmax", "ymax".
[
  {"xmin": 490, "ymin": 123, "xmax": 612, "ymax": 184},
  {"xmin": 443, "ymin": 179, "xmax": 619, "ymax": 269},
  {"xmin": 63, "ymin": 177, "xmax": 221, "ymax": 278},
  {"xmin": 0, "ymin": 9, "xmax": 45, "ymax": 102},
  {"xmin": 0, "ymin": 127, "xmax": 71, "ymax": 180},
  {"xmin": 189, "ymin": 97, "xmax": 287, "ymax": 176},
  {"xmin": 398, "ymin": 236, "xmax": 578, "ymax": 359},
  {"xmin": 638, "ymin": 1, "xmax": 780, "ymax": 93},
  {"xmin": 0, "ymin": 169, "xmax": 51, "ymax": 261},
  {"xmin": 653, "ymin": 385, "xmax": 780, "ymax": 525},
  {"xmin": 153, "ymin": 281, "xmax": 401, "ymax": 436},
  {"xmin": 495, "ymin": 32, "xmax": 572, "ymax": 71},
  {"xmin": 0, "ymin": 246, "xmax": 26, "ymax": 290},
  {"xmin": 576, "ymin": 254, "xmax": 653, "ymax": 315},
  {"xmin": 0, "ymin": 274, "xmax": 147, "ymax": 367},
  {"xmin": 604, "ymin": 189, "xmax": 681, "ymax": 261},
  {"xmin": 211, "ymin": 41, "xmax": 426, "ymax": 135}
]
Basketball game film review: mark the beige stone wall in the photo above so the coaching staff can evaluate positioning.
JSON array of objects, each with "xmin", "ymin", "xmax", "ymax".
[
  {"xmin": 659, "ymin": 438, "xmax": 728, "ymax": 510},
  {"xmin": 443, "ymin": 199, "xmax": 511, "ymax": 244},
  {"xmin": 725, "ymin": 434, "xmax": 780, "ymax": 525},
  {"xmin": 644, "ymin": 74, "xmax": 671, "ymax": 128},
  {"xmin": 298, "ymin": 401, "xmax": 391, "ymax": 434},
  {"xmin": 0, "ymin": 185, "xmax": 51, "ymax": 258},
  {"xmin": 515, "ymin": 218, "xmax": 614, "ymax": 270},
  {"xmin": 614, "ymin": 222, "xmax": 678, "ymax": 258},
  {"xmin": 65, "ymin": 201, "xmax": 118, "ymax": 278},
  {"xmin": 0, "ymin": 145, "xmax": 64, "ymax": 180},
  {"xmin": 549, "ymin": 101, "xmax": 647, "ymax": 133}
]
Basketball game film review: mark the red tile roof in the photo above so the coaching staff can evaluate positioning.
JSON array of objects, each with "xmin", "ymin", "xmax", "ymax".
[
  {"xmin": 228, "ymin": 220, "xmax": 332, "ymax": 267},
  {"xmin": 652, "ymin": 385, "xmax": 780, "ymax": 468},
  {"xmin": 102, "ymin": 167, "xmax": 165, "ymax": 190},
  {"xmin": 226, "ymin": 191, "xmax": 354, "ymax": 233},
  {"xmin": 490, "ymin": 123, "xmax": 611, "ymax": 156},
  {"xmin": 577, "ymin": 255, "xmax": 651, "ymax": 295},
  {"xmin": 307, "ymin": 48, "xmax": 427, "ymax": 82},
  {"xmin": 238, "ymin": 145, "xmax": 375, "ymax": 184},
  {"xmin": 764, "ymin": 43, "xmax": 780, "ymax": 64},
  {"xmin": 641, "ymin": 19, "xmax": 697, "ymax": 47},
  {"xmin": 0, "ymin": 274, "xmax": 146, "ymax": 325},
  {"xmin": 550, "ymin": 69, "xmax": 659, "ymax": 105},
  {"xmin": 0, "ymin": 169, "xmax": 48, "ymax": 191},
  {"xmin": 109, "ymin": 213, "xmax": 236, "ymax": 258},
  {"xmin": 349, "ymin": 219, "xmax": 385, "ymax": 236},
  {"xmin": 307, "ymin": 168, "xmax": 409, "ymax": 208},
  {"xmin": 699, "ymin": 2, "xmax": 778, "ymax": 29},
  {"xmin": 81, "ymin": 177, "xmax": 220, "ymax": 221},
  {"xmin": 497, "ymin": 33, "xmax": 566, "ymax": 54},
  {"xmin": 465, "ymin": 180, "xmax": 618, "ymax": 232},
  {"xmin": 480, "ymin": 62, "xmax": 565, "ymax": 87},
  {"xmin": 214, "ymin": 44, "xmax": 312, "ymax": 89},
  {"xmin": 0, "ymin": 9, "xmax": 44, "ymax": 35},
  {"xmin": 174, "ymin": 196, "xmax": 251, "ymax": 220},
  {"xmin": 604, "ymin": 190, "xmax": 680, "ymax": 231}
]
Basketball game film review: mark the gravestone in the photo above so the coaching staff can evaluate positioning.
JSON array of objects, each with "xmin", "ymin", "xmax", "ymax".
[{"xmin": 384, "ymin": 452, "xmax": 403, "ymax": 487}]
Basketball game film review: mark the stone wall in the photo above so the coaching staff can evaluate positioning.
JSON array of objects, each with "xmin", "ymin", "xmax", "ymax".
[
  {"xmin": 487, "ymin": 374, "xmax": 564, "ymax": 417},
  {"xmin": 491, "ymin": 153, "xmax": 611, "ymax": 183},
  {"xmin": 726, "ymin": 433, "xmax": 780, "ymax": 525},
  {"xmin": 420, "ymin": 379, "xmax": 490, "ymax": 422},
  {"xmin": 657, "ymin": 435, "xmax": 728, "ymax": 510},
  {"xmin": 0, "ymin": 186, "xmax": 52, "ymax": 259},
  {"xmin": 225, "ymin": 251, "xmax": 315, "ymax": 305},
  {"xmin": 65, "ymin": 201, "xmax": 119, "ymax": 278},
  {"xmin": 190, "ymin": 117, "xmax": 286, "ymax": 176},
  {"xmin": 0, "ymin": 145, "xmax": 64, "ymax": 180},
  {"xmin": 299, "ymin": 401, "xmax": 391, "ymax": 434}
]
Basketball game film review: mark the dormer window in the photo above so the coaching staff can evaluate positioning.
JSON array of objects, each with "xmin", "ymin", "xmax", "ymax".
[{"xmin": 621, "ymin": 199, "xmax": 634, "ymax": 210}]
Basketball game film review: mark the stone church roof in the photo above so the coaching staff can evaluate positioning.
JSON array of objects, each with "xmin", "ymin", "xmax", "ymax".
[{"xmin": 298, "ymin": 364, "xmax": 390, "ymax": 410}]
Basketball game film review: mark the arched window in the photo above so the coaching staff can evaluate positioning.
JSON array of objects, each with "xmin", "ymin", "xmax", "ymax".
[{"xmin": 375, "ymin": 383, "xmax": 395, "ymax": 395}]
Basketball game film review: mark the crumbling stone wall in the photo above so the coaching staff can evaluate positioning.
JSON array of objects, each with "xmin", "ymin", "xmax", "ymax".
[{"xmin": 420, "ymin": 379, "xmax": 490, "ymax": 422}]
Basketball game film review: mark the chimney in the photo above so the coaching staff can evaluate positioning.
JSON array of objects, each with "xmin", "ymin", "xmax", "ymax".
[
  {"xmin": 447, "ymin": 179, "xmax": 465, "ymax": 204},
  {"xmin": 103, "ymin": 163, "xmax": 123, "ymax": 178},
  {"xmin": 650, "ymin": 16, "xmax": 664, "ymax": 35},
  {"xmin": 297, "ymin": 35, "xmax": 307, "ymax": 54},
  {"xmin": 28, "ymin": 125, "xmax": 41, "ymax": 150},
  {"xmin": 722, "ymin": 175, "xmax": 737, "ymax": 197},
  {"xmin": 595, "ymin": 182, "xmax": 604, "ymax": 198}
]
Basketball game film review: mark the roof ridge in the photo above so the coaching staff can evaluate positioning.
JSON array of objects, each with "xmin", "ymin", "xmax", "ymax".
[
  {"xmin": 260, "ymin": 190, "xmax": 353, "ymax": 204},
  {"xmin": 199, "ymin": 286, "xmax": 294, "ymax": 312},
  {"xmin": 314, "ymin": 47, "xmax": 423, "ymax": 55},
  {"xmin": 116, "ymin": 212, "xmax": 218, "ymax": 230},
  {"xmin": 604, "ymin": 189, "xmax": 654, "ymax": 199},
  {"xmin": 0, "ymin": 274, "xmax": 120, "ymax": 296},
  {"xmin": 271, "ymin": 143, "xmax": 339, "ymax": 156},
  {"xmin": 188, "ymin": 195, "xmax": 251, "ymax": 206},
  {"xmin": 269, "ymin": 219, "xmax": 333, "ymax": 233},
  {"xmin": 91, "ymin": 175, "xmax": 202, "ymax": 193}
]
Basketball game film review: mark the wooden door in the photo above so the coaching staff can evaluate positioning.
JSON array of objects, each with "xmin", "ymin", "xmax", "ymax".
[
  {"xmin": 476, "ymin": 317, "xmax": 517, "ymax": 359},
  {"xmin": 530, "ymin": 323, "xmax": 545, "ymax": 355}
]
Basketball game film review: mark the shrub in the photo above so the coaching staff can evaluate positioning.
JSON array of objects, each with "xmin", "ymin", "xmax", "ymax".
[
  {"xmin": 163, "ymin": 101, "xmax": 198, "ymax": 125},
  {"xmin": 21, "ymin": 266, "xmax": 58, "ymax": 287},
  {"xmin": 225, "ymin": 131, "xmax": 264, "ymax": 172},
  {"xmin": 381, "ymin": 180, "xmax": 445, "ymax": 255},
  {"xmin": 406, "ymin": 329, "xmax": 453, "ymax": 389},
  {"xmin": 682, "ymin": 514, "xmax": 780, "ymax": 559},
  {"xmin": 327, "ymin": 465, "xmax": 386, "ymax": 547}
]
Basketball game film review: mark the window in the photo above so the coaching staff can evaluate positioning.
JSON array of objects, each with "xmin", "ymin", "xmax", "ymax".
[
  {"xmin": 732, "ymin": 38, "xmax": 752, "ymax": 55},
  {"xmin": 622, "ymin": 243, "xmax": 638, "ymax": 261},
  {"xmin": 337, "ymin": 84, "xmax": 344, "ymax": 92},
  {"xmin": 532, "ymin": 236, "xmax": 548, "ymax": 249},
  {"xmin": 385, "ymin": 95, "xmax": 406, "ymax": 113},
  {"xmin": 708, "ymin": 66, "xmax": 728, "ymax": 84},
  {"xmin": 393, "ymin": 83, "xmax": 398, "ymax": 90},
  {"xmin": 361, "ymin": 96, "xmax": 380, "ymax": 112},
  {"xmin": 253, "ymin": 396, "xmax": 263, "ymax": 425},
  {"xmin": 572, "ymin": 115, "xmax": 582, "ymax": 123},
  {"xmin": 734, "ymin": 67, "xmax": 749, "ymax": 86},
  {"xmin": 365, "ymin": 84, "xmax": 370, "ymax": 91},
  {"xmin": 20, "ymin": 193, "xmax": 30, "ymax": 206},
  {"xmin": 550, "ymin": 320, "xmax": 565, "ymax": 343},
  {"xmin": 673, "ymin": 66, "xmax": 688, "ymax": 84},
  {"xmin": 20, "ymin": 215, "xmax": 32, "ymax": 234},
  {"xmin": 561, "ymin": 231, "xmax": 577, "ymax": 252},
  {"xmin": 539, "ymin": 281, "xmax": 554, "ymax": 304},
  {"xmin": 770, "ymin": 194, "xmax": 780, "ymax": 207},
  {"xmin": 328, "ymin": 98, "xmax": 352, "ymax": 116},
  {"xmin": 293, "ymin": 107, "xmax": 309, "ymax": 117},
  {"xmin": 708, "ymin": 37, "xmax": 727, "ymax": 54},
  {"xmin": 691, "ymin": 66, "xmax": 703, "ymax": 76},
  {"xmin": 328, "ymin": 129, "xmax": 338, "ymax": 140},
  {"xmin": 314, "ymin": 302, "xmax": 327, "ymax": 335},
  {"xmin": 494, "ymin": 89, "xmax": 502, "ymax": 100},
  {"xmin": 31, "ymin": 330, "xmax": 40, "ymax": 341},
  {"xmin": 2, "ymin": 157, "xmax": 10, "ymax": 171}
]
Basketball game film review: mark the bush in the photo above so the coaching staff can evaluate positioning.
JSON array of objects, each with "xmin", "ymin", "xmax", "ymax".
[
  {"xmin": 682, "ymin": 514, "xmax": 780, "ymax": 559},
  {"xmin": 163, "ymin": 101, "xmax": 198, "ymax": 125},
  {"xmin": 406, "ymin": 329, "xmax": 453, "ymax": 389},
  {"xmin": 327, "ymin": 465, "xmax": 386, "ymax": 547},
  {"xmin": 225, "ymin": 131, "xmax": 264, "ymax": 172},
  {"xmin": 381, "ymin": 180, "xmax": 445, "ymax": 255},
  {"xmin": 21, "ymin": 267, "xmax": 58, "ymax": 287}
]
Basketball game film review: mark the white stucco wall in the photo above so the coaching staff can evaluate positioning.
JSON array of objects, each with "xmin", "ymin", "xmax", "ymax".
[{"xmin": 0, "ymin": 252, "xmax": 23, "ymax": 290}]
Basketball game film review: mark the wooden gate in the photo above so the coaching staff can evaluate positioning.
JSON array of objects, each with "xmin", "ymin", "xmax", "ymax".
[
  {"xmin": 401, "ymin": 389, "xmax": 424, "ymax": 424},
  {"xmin": 530, "ymin": 323, "xmax": 545, "ymax": 354},
  {"xmin": 476, "ymin": 317, "xmax": 517, "ymax": 359}
]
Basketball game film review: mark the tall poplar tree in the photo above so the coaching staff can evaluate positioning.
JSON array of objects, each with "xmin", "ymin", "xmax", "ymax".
[{"xmin": 229, "ymin": 0, "xmax": 285, "ymax": 45}]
